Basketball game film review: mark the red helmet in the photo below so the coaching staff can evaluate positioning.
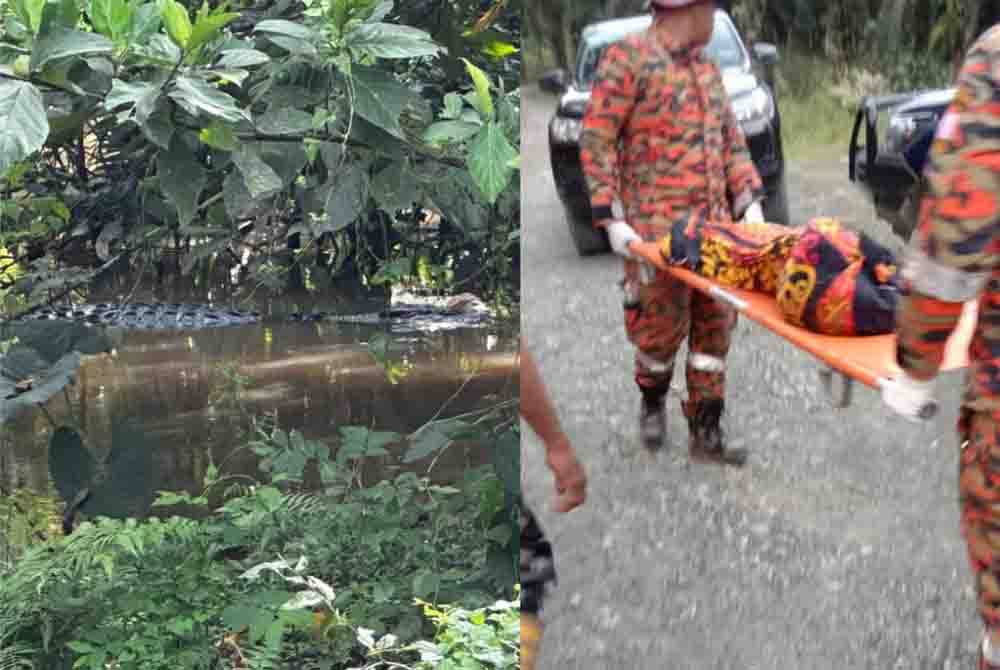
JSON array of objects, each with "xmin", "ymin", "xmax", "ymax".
[{"xmin": 650, "ymin": 0, "xmax": 712, "ymax": 8}]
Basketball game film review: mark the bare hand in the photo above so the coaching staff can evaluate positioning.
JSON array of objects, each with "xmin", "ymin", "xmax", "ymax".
[{"xmin": 545, "ymin": 439, "xmax": 587, "ymax": 513}]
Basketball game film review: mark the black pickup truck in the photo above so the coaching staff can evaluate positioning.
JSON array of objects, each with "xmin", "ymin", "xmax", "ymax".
[{"xmin": 848, "ymin": 87, "xmax": 954, "ymax": 241}]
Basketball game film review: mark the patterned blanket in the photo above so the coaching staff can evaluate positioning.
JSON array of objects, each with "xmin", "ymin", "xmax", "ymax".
[{"xmin": 657, "ymin": 217, "xmax": 900, "ymax": 336}]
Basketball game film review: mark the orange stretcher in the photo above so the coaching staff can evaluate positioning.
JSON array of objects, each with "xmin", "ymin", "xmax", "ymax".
[{"xmin": 629, "ymin": 241, "xmax": 977, "ymax": 416}]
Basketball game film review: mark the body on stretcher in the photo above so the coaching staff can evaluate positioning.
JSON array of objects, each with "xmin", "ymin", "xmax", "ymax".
[{"xmin": 628, "ymin": 240, "xmax": 977, "ymax": 417}]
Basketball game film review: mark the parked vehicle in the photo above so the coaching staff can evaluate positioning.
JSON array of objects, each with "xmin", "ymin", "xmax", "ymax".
[
  {"xmin": 848, "ymin": 87, "xmax": 954, "ymax": 240},
  {"xmin": 542, "ymin": 10, "xmax": 786, "ymax": 255}
]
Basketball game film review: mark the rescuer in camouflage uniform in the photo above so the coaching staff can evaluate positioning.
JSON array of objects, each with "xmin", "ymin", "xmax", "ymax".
[
  {"xmin": 519, "ymin": 339, "xmax": 587, "ymax": 670},
  {"xmin": 580, "ymin": 0, "xmax": 764, "ymax": 464},
  {"xmin": 881, "ymin": 24, "xmax": 1000, "ymax": 670}
]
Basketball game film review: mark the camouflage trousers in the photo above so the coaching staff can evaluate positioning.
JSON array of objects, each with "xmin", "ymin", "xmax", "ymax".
[
  {"xmin": 623, "ymin": 258, "xmax": 737, "ymax": 402},
  {"xmin": 959, "ymin": 408, "xmax": 1000, "ymax": 633}
]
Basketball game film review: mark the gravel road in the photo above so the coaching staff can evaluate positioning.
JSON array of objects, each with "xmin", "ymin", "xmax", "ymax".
[{"xmin": 520, "ymin": 83, "xmax": 979, "ymax": 670}]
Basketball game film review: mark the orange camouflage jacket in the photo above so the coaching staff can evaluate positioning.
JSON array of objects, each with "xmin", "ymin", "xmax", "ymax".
[
  {"xmin": 896, "ymin": 25, "xmax": 1000, "ymax": 408},
  {"xmin": 579, "ymin": 16, "xmax": 763, "ymax": 239}
]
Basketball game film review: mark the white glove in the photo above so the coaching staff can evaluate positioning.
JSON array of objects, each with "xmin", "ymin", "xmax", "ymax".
[
  {"xmin": 742, "ymin": 200, "xmax": 764, "ymax": 224},
  {"xmin": 880, "ymin": 371, "xmax": 936, "ymax": 421},
  {"xmin": 606, "ymin": 220, "xmax": 641, "ymax": 258}
]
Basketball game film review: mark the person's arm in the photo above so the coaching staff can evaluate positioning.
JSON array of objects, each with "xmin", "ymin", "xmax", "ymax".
[
  {"xmin": 580, "ymin": 40, "xmax": 641, "ymax": 255},
  {"xmin": 886, "ymin": 41, "xmax": 1000, "ymax": 417},
  {"xmin": 719, "ymin": 77, "xmax": 764, "ymax": 222},
  {"xmin": 520, "ymin": 339, "xmax": 586, "ymax": 512}
]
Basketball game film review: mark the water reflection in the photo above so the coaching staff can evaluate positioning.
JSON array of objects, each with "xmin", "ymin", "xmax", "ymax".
[{"xmin": 0, "ymin": 273, "xmax": 518, "ymax": 528}]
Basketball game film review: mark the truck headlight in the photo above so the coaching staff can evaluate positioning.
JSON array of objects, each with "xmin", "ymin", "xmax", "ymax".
[
  {"xmin": 550, "ymin": 116, "xmax": 582, "ymax": 144},
  {"xmin": 884, "ymin": 112, "xmax": 937, "ymax": 155},
  {"xmin": 732, "ymin": 86, "xmax": 774, "ymax": 136}
]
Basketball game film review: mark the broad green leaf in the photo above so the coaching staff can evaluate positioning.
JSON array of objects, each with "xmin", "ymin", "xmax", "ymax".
[
  {"xmin": 30, "ymin": 28, "xmax": 114, "ymax": 72},
  {"xmin": 188, "ymin": 9, "xmax": 239, "ymax": 52},
  {"xmin": 412, "ymin": 571, "xmax": 441, "ymax": 598},
  {"xmin": 461, "ymin": 57, "xmax": 493, "ymax": 120},
  {"xmin": 0, "ymin": 81, "xmax": 48, "ymax": 176},
  {"xmin": 349, "ymin": 65, "xmax": 412, "ymax": 138},
  {"xmin": 255, "ymin": 107, "xmax": 312, "ymax": 135},
  {"xmin": 104, "ymin": 79, "xmax": 157, "ymax": 118},
  {"xmin": 322, "ymin": 165, "xmax": 367, "ymax": 233},
  {"xmin": 157, "ymin": 135, "xmax": 205, "ymax": 225},
  {"xmin": 14, "ymin": 0, "xmax": 44, "ymax": 34},
  {"xmin": 258, "ymin": 141, "xmax": 307, "ymax": 185},
  {"xmin": 467, "ymin": 122, "xmax": 515, "ymax": 204},
  {"xmin": 442, "ymin": 92, "xmax": 463, "ymax": 119},
  {"xmin": 168, "ymin": 75, "xmax": 248, "ymax": 123},
  {"xmin": 140, "ymin": 99, "xmax": 174, "ymax": 148},
  {"xmin": 199, "ymin": 121, "xmax": 236, "ymax": 150},
  {"xmin": 89, "ymin": 0, "xmax": 132, "ymax": 41},
  {"xmin": 422, "ymin": 120, "xmax": 480, "ymax": 145},
  {"xmin": 344, "ymin": 22, "xmax": 443, "ymax": 59},
  {"xmin": 216, "ymin": 48, "xmax": 269, "ymax": 68},
  {"xmin": 371, "ymin": 161, "xmax": 420, "ymax": 214},
  {"xmin": 404, "ymin": 424, "xmax": 451, "ymax": 463},
  {"xmin": 131, "ymin": 3, "xmax": 162, "ymax": 40},
  {"xmin": 231, "ymin": 144, "xmax": 282, "ymax": 199},
  {"xmin": 142, "ymin": 33, "xmax": 182, "ymax": 65},
  {"xmin": 160, "ymin": 0, "xmax": 191, "ymax": 50},
  {"xmin": 254, "ymin": 19, "xmax": 318, "ymax": 56}
]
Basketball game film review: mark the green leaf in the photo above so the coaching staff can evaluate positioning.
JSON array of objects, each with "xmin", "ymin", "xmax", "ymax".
[
  {"xmin": 14, "ymin": 0, "xmax": 45, "ymax": 34},
  {"xmin": 216, "ymin": 48, "xmax": 270, "ymax": 68},
  {"xmin": 160, "ymin": 0, "xmax": 192, "ymax": 50},
  {"xmin": 142, "ymin": 33, "xmax": 182, "ymax": 65},
  {"xmin": 89, "ymin": 0, "xmax": 132, "ymax": 41},
  {"xmin": 412, "ymin": 571, "xmax": 441, "ymax": 598},
  {"xmin": 199, "ymin": 121, "xmax": 236, "ymax": 150},
  {"xmin": 0, "ymin": 80, "xmax": 48, "ymax": 177},
  {"xmin": 30, "ymin": 27, "xmax": 114, "ymax": 72},
  {"xmin": 371, "ymin": 161, "xmax": 421, "ymax": 214},
  {"xmin": 349, "ymin": 65, "xmax": 412, "ymax": 138},
  {"xmin": 254, "ymin": 19, "xmax": 318, "ymax": 56},
  {"xmin": 131, "ymin": 3, "xmax": 161, "ymax": 40},
  {"xmin": 461, "ymin": 57, "xmax": 493, "ymax": 120},
  {"xmin": 231, "ymin": 144, "xmax": 282, "ymax": 199},
  {"xmin": 404, "ymin": 424, "xmax": 451, "ymax": 463},
  {"xmin": 344, "ymin": 22, "xmax": 443, "ymax": 59},
  {"xmin": 168, "ymin": 75, "xmax": 248, "ymax": 123},
  {"xmin": 189, "ymin": 8, "xmax": 239, "ymax": 52},
  {"xmin": 157, "ymin": 135, "xmax": 205, "ymax": 225},
  {"xmin": 480, "ymin": 40, "xmax": 519, "ymax": 59},
  {"xmin": 255, "ymin": 107, "xmax": 312, "ymax": 135},
  {"xmin": 441, "ymin": 92, "xmax": 464, "ymax": 119},
  {"xmin": 140, "ymin": 99, "xmax": 174, "ymax": 148},
  {"xmin": 104, "ymin": 79, "xmax": 158, "ymax": 120},
  {"xmin": 422, "ymin": 120, "xmax": 480, "ymax": 145},
  {"xmin": 322, "ymin": 165, "xmax": 367, "ymax": 233},
  {"xmin": 467, "ymin": 122, "xmax": 515, "ymax": 204},
  {"xmin": 222, "ymin": 168, "xmax": 254, "ymax": 219}
]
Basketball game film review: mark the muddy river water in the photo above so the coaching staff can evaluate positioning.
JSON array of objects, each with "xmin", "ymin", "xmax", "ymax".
[{"xmin": 0, "ymin": 271, "xmax": 519, "ymax": 526}]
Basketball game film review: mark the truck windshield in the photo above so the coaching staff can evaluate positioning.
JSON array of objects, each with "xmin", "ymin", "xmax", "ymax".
[{"xmin": 576, "ymin": 14, "xmax": 746, "ymax": 88}]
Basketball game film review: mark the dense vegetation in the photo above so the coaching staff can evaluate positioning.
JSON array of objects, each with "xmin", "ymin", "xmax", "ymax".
[{"xmin": 0, "ymin": 0, "xmax": 521, "ymax": 315}]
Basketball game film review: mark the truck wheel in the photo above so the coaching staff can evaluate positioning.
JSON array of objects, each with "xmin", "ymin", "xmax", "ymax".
[
  {"xmin": 763, "ymin": 173, "xmax": 790, "ymax": 226},
  {"xmin": 566, "ymin": 208, "xmax": 610, "ymax": 255}
]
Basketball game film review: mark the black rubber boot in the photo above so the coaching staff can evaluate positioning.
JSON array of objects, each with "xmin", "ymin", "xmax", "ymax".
[
  {"xmin": 639, "ymin": 388, "xmax": 668, "ymax": 451},
  {"xmin": 684, "ymin": 398, "xmax": 746, "ymax": 466}
]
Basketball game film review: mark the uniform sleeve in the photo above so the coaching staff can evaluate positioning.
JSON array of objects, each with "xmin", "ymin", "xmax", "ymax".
[
  {"xmin": 579, "ymin": 42, "xmax": 638, "ymax": 227},
  {"xmin": 721, "ymin": 86, "xmax": 764, "ymax": 219},
  {"xmin": 895, "ymin": 41, "xmax": 1000, "ymax": 380}
]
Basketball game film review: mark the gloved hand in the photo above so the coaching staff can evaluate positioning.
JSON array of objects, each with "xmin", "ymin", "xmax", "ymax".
[
  {"xmin": 881, "ymin": 370, "xmax": 937, "ymax": 421},
  {"xmin": 742, "ymin": 200, "xmax": 765, "ymax": 224},
  {"xmin": 605, "ymin": 219, "xmax": 641, "ymax": 258}
]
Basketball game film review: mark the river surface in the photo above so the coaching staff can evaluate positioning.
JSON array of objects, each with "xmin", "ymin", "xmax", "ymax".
[{"xmin": 0, "ymin": 267, "xmax": 519, "ymax": 528}]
